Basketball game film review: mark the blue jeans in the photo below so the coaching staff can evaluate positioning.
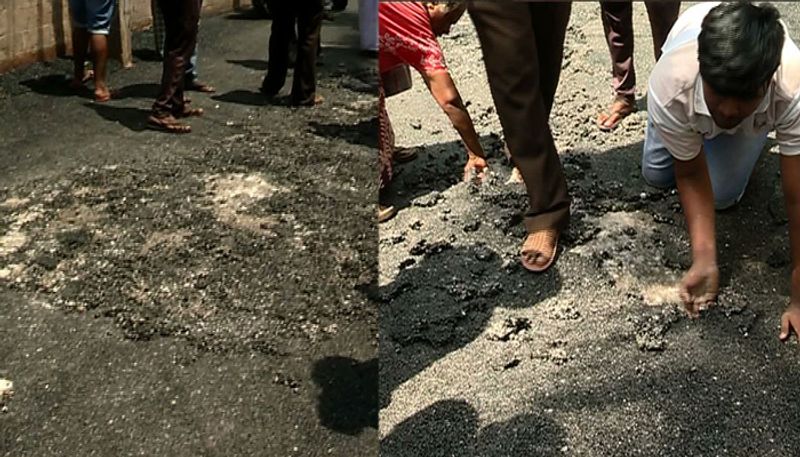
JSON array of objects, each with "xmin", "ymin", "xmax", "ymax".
[
  {"xmin": 69, "ymin": 0, "xmax": 115, "ymax": 35},
  {"xmin": 642, "ymin": 120, "xmax": 769, "ymax": 210}
]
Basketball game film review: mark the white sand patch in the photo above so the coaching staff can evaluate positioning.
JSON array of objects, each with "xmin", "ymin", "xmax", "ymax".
[{"xmin": 204, "ymin": 173, "xmax": 287, "ymax": 234}]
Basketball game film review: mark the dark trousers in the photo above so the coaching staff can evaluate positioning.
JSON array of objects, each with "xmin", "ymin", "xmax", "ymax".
[
  {"xmin": 468, "ymin": 1, "xmax": 572, "ymax": 233},
  {"xmin": 152, "ymin": 0, "xmax": 201, "ymax": 117},
  {"xmin": 263, "ymin": 0, "xmax": 324, "ymax": 105},
  {"xmin": 601, "ymin": 1, "xmax": 680, "ymax": 96}
]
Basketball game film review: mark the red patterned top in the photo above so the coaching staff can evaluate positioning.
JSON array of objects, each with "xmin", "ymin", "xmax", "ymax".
[{"xmin": 379, "ymin": 2, "xmax": 447, "ymax": 75}]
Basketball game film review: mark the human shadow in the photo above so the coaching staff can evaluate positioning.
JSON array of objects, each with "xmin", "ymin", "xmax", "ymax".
[
  {"xmin": 19, "ymin": 74, "xmax": 84, "ymax": 98},
  {"xmin": 225, "ymin": 9, "xmax": 267, "ymax": 21},
  {"xmin": 308, "ymin": 117, "xmax": 377, "ymax": 149},
  {"xmin": 380, "ymin": 399, "xmax": 567, "ymax": 457},
  {"xmin": 115, "ymin": 83, "xmax": 161, "ymax": 100},
  {"xmin": 83, "ymin": 103, "xmax": 150, "ymax": 132},
  {"xmin": 227, "ymin": 59, "xmax": 268, "ymax": 71},
  {"xmin": 379, "ymin": 246, "xmax": 562, "ymax": 409},
  {"xmin": 132, "ymin": 48, "xmax": 163, "ymax": 63},
  {"xmin": 311, "ymin": 356, "xmax": 378, "ymax": 436},
  {"xmin": 382, "ymin": 134, "xmax": 506, "ymax": 213},
  {"xmin": 212, "ymin": 89, "xmax": 278, "ymax": 107},
  {"xmin": 528, "ymin": 338, "xmax": 800, "ymax": 455}
]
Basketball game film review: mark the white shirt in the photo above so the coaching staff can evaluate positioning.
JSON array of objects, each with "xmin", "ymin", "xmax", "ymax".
[{"xmin": 647, "ymin": 2, "xmax": 800, "ymax": 160}]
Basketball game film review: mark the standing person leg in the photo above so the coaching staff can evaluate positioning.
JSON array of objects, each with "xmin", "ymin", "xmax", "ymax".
[
  {"xmin": 184, "ymin": 0, "xmax": 216, "ymax": 93},
  {"xmin": 152, "ymin": 0, "xmax": 165, "ymax": 58},
  {"xmin": 68, "ymin": 0, "xmax": 91, "ymax": 89},
  {"xmin": 85, "ymin": 0, "xmax": 115, "ymax": 102},
  {"xmin": 358, "ymin": 0, "xmax": 378, "ymax": 54},
  {"xmin": 597, "ymin": 0, "xmax": 637, "ymax": 131},
  {"xmin": 149, "ymin": 0, "xmax": 200, "ymax": 133},
  {"xmin": 468, "ymin": 1, "xmax": 571, "ymax": 272},
  {"xmin": 291, "ymin": 0, "xmax": 324, "ymax": 106},
  {"xmin": 531, "ymin": 2, "xmax": 571, "ymax": 116},
  {"xmin": 378, "ymin": 85, "xmax": 397, "ymax": 223},
  {"xmin": 261, "ymin": 1, "xmax": 294, "ymax": 96},
  {"xmin": 645, "ymin": 1, "xmax": 680, "ymax": 60}
]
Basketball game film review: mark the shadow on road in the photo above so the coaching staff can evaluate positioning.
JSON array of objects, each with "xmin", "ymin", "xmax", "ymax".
[
  {"xmin": 226, "ymin": 9, "xmax": 267, "ymax": 21},
  {"xmin": 19, "ymin": 74, "xmax": 86, "ymax": 98},
  {"xmin": 381, "ymin": 399, "xmax": 567, "ymax": 457},
  {"xmin": 311, "ymin": 356, "xmax": 378, "ymax": 436},
  {"xmin": 84, "ymin": 103, "xmax": 150, "ymax": 132},
  {"xmin": 212, "ymin": 89, "xmax": 273, "ymax": 107},
  {"xmin": 227, "ymin": 59, "xmax": 269, "ymax": 71},
  {"xmin": 115, "ymin": 83, "xmax": 161, "ymax": 100},
  {"xmin": 380, "ymin": 134, "xmax": 504, "ymax": 213},
  {"xmin": 133, "ymin": 48, "xmax": 164, "ymax": 63},
  {"xmin": 308, "ymin": 117, "xmax": 377, "ymax": 148},
  {"xmin": 380, "ymin": 246, "xmax": 562, "ymax": 409}
]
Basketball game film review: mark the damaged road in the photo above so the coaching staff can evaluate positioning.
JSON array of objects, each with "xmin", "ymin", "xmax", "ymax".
[
  {"xmin": 379, "ymin": 3, "xmax": 800, "ymax": 456},
  {"xmin": 1, "ymin": 4, "xmax": 377, "ymax": 457}
]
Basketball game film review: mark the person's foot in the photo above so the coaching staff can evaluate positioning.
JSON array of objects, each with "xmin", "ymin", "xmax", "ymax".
[
  {"xmin": 175, "ymin": 106, "xmax": 204, "ymax": 118},
  {"xmin": 393, "ymin": 147, "xmax": 418, "ymax": 164},
  {"xmin": 360, "ymin": 49, "xmax": 378, "ymax": 59},
  {"xmin": 69, "ymin": 70, "xmax": 94, "ymax": 90},
  {"xmin": 94, "ymin": 86, "xmax": 119, "ymax": 103},
  {"xmin": 185, "ymin": 79, "xmax": 216, "ymax": 93},
  {"xmin": 520, "ymin": 228, "xmax": 559, "ymax": 272},
  {"xmin": 291, "ymin": 94, "xmax": 324, "ymax": 107},
  {"xmin": 378, "ymin": 205, "xmax": 397, "ymax": 223},
  {"xmin": 597, "ymin": 94, "xmax": 636, "ymax": 131},
  {"xmin": 147, "ymin": 114, "xmax": 192, "ymax": 134}
]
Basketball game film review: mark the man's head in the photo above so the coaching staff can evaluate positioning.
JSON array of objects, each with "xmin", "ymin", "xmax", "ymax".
[
  {"xmin": 426, "ymin": 2, "xmax": 467, "ymax": 36},
  {"xmin": 698, "ymin": 1, "xmax": 785, "ymax": 129}
]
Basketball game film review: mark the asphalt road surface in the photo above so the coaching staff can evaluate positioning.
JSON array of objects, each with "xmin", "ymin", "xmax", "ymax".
[{"xmin": 0, "ymin": 4, "xmax": 378, "ymax": 456}]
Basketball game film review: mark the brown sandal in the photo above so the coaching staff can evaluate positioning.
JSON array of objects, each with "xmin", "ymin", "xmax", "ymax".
[
  {"xmin": 176, "ymin": 107, "xmax": 204, "ymax": 118},
  {"xmin": 94, "ymin": 88, "xmax": 120, "ymax": 103},
  {"xmin": 520, "ymin": 229, "xmax": 559, "ymax": 273},
  {"xmin": 393, "ymin": 148, "xmax": 418, "ymax": 164},
  {"xmin": 378, "ymin": 205, "xmax": 397, "ymax": 224},
  {"xmin": 147, "ymin": 115, "xmax": 192, "ymax": 134},
  {"xmin": 69, "ymin": 70, "xmax": 95, "ymax": 90},
  {"xmin": 185, "ymin": 80, "xmax": 216, "ymax": 93},
  {"xmin": 597, "ymin": 94, "xmax": 637, "ymax": 131}
]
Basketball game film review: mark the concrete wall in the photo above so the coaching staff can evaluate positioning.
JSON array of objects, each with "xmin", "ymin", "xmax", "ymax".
[{"xmin": 0, "ymin": 0, "xmax": 243, "ymax": 74}]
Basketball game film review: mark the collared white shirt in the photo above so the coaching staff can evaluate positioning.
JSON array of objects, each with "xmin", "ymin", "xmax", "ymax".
[{"xmin": 647, "ymin": 2, "xmax": 800, "ymax": 161}]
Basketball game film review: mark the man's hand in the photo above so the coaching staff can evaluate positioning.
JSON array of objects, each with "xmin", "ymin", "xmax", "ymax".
[
  {"xmin": 780, "ymin": 302, "xmax": 800, "ymax": 342},
  {"xmin": 463, "ymin": 155, "xmax": 488, "ymax": 182},
  {"xmin": 679, "ymin": 260, "xmax": 719, "ymax": 318}
]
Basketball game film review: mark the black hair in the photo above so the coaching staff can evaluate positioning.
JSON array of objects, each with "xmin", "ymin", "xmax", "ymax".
[{"xmin": 698, "ymin": 2, "xmax": 785, "ymax": 99}]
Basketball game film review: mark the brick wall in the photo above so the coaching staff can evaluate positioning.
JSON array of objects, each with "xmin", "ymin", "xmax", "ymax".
[{"xmin": 0, "ymin": 0, "xmax": 242, "ymax": 74}]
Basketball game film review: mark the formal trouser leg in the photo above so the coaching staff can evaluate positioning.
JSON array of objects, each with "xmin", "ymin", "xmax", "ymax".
[
  {"xmin": 292, "ymin": 0, "xmax": 324, "ymax": 105},
  {"xmin": 263, "ymin": 0, "xmax": 295, "ymax": 94},
  {"xmin": 152, "ymin": 0, "xmax": 200, "ymax": 116},
  {"xmin": 468, "ymin": 1, "xmax": 571, "ymax": 233},
  {"xmin": 600, "ymin": 1, "xmax": 635, "ymax": 97}
]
